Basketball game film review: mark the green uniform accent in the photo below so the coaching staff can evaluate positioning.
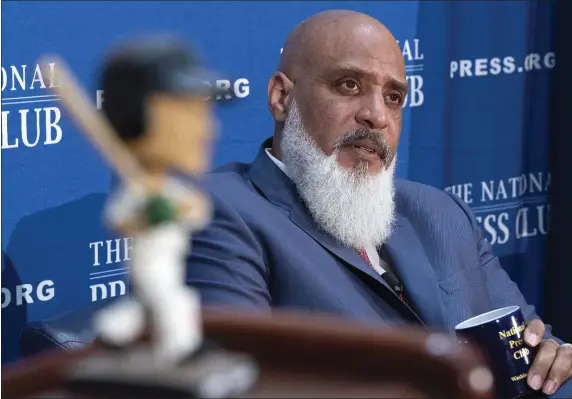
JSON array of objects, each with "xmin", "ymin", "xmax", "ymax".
[{"xmin": 145, "ymin": 195, "xmax": 177, "ymax": 225}]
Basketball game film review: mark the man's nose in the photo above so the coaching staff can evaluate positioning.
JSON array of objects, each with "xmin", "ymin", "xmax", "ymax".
[{"xmin": 355, "ymin": 94, "xmax": 390, "ymax": 131}]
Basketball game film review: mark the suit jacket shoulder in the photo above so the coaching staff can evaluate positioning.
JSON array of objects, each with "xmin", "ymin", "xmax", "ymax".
[
  {"xmin": 395, "ymin": 178, "xmax": 473, "ymax": 220},
  {"xmin": 393, "ymin": 179, "xmax": 482, "ymax": 252}
]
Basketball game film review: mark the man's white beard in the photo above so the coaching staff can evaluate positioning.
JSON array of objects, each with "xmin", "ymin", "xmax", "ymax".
[{"xmin": 280, "ymin": 100, "xmax": 396, "ymax": 249}]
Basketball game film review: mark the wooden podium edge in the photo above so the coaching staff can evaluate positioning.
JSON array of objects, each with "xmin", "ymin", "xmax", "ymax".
[{"xmin": 2, "ymin": 306, "xmax": 494, "ymax": 398}]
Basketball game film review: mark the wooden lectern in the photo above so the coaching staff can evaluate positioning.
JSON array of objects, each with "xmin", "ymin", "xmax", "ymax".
[{"xmin": 3, "ymin": 307, "xmax": 494, "ymax": 398}]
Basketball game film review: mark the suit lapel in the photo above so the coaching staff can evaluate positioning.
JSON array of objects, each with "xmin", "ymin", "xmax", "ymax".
[
  {"xmin": 248, "ymin": 140, "xmax": 429, "ymax": 324},
  {"xmin": 288, "ymin": 201, "xmax": 391, "ymax": 290},
  {"xmin": 288, "ymin": 203, "xmax": 429, "ymax": 326},
  {"xmin": 383, "ymin": 215, "xmax": 446, "ymax": 326},
  {"xmin": 248, "ymin": 141, "xmax": 391, "ymax": 290}
]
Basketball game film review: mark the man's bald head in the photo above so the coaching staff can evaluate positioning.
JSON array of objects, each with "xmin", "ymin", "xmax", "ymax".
[
  {"xmin": 278, "ymin": 10, "xmax": 402, "ymax": 80},
  {"xmin": 268, "ymin": 9, "xmax": 407, "ymax": 176}
]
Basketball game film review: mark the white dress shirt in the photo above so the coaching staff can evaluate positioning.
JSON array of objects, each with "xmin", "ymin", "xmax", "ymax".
[{"xmin": 264, "ymin": 148, "xmax": 386, "ymax": 276}]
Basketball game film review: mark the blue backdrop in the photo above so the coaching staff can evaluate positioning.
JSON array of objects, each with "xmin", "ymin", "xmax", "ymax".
[{"xmin": 1, "ymin": 0, "xmax": 558, "ymax": 363}]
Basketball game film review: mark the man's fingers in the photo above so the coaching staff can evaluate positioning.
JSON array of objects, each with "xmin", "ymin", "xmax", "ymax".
[
  {"xmin": 525, "ymin": 319, "xmax": 545, "ymax": 347},
  {"xmin": 528, "ymin": 339, "xmax": 559, "ymax": 390},
  {"xmin": 541, "ymin": 344, "xmax": 572, "ymax": 396}
]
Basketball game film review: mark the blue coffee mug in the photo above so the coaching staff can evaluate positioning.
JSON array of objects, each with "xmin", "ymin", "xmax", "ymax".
[{"xmin": 455, "ymin": 306, "xmax": 537, "ymax": 398}]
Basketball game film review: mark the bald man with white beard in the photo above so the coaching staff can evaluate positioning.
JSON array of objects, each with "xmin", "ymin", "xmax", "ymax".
[{"xmin": 187, "ymin": 10, "xmax": 572, "ymax": 397}]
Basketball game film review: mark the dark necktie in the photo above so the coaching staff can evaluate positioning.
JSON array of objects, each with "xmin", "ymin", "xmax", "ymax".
[{"xmin": 357, "ymin": 248, "xmax": 410, "ymax": 306}]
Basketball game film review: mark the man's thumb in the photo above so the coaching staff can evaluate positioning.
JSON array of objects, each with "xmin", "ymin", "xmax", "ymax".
[{"xmin": 524, "ymin": 319, "xmax": 545, "ymax": 346}]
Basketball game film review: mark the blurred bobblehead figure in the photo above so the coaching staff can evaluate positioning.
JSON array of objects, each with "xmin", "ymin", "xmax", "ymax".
[{"xmin": 92, "ymin": 36, "xmax": 216, "ymax": 367}]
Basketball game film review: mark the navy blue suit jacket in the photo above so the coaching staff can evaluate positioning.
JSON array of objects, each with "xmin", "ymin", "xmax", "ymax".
[
  {"xmin": 187, "ymin": 141, "xmax": 556, "ymax": 332},
  {"xmin": 187, "ymin": 140, "xmax": 570, "ymax": 374}
]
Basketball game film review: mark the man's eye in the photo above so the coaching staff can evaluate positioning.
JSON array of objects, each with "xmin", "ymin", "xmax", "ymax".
[
  {"xmin": 343, "ymin": 80, "xmax": 358, "ymax": 89},
  {"xmin": 336, "ymin": 79, "xmax": 360, "ymax": 94},
  {"xmin": 387, "ymin": 93, "xmax": 402, "ymax": 104}
]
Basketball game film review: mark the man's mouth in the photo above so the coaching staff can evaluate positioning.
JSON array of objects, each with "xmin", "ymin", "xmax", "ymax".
[
  {"xmin": 346, "ymin": 139, "xmax": 382, "ymax": 160},
  {"xmin": 353, "ymin": 145, "xmax": 377, "ymax": 154}
]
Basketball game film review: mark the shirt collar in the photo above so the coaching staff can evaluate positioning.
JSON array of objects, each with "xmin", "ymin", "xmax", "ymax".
[{"xmin": 265, "ymin": 148, "xmax": 291, "ymax": 179}]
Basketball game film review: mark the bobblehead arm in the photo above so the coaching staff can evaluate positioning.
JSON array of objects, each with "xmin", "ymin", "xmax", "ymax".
[
  {"xmin": 446, "ymin": 192, "xmax": 563, "ymax": 345},
  {"xmin": 185, "ymin": 193, "xmax": 272, "ymax": 311}
]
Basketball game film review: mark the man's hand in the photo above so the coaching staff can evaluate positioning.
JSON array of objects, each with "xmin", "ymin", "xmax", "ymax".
[{"xmin": 525, "ymin": 319, "xmax": 572, "ymax": 395}]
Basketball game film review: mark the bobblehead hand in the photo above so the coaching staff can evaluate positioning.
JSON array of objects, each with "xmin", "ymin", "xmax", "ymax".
[{"xmin": 525, "ymin": 319, "xmax": 572, "ymax": 395}]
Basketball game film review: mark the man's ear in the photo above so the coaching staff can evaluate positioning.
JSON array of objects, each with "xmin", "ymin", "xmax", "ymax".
[{"xmin": 267, "ymin": 71, "xmax": 294, "ymax": 122}]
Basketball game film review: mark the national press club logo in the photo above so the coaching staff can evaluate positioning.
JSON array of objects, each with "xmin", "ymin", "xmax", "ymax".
[
  {"xmin": 397, "ymin": 38, "xmax": 424, "ymax": 108},
  {"xmin": 0, "ymin": 62, "xmax": 64, "ymax": 150},
  {"xmin": 96, "ymin": 77, "xmax": 251, "ymax": 110},
  {"xmin": 88, "ymin": 236, "xmax": 133, "ymax": 302},
  {"xmin": 1, "ymin": 279, "xmax": 56, "ymax": 309},
  {"xmin": 0, "ymin": 60, "xmax": 252, "ymax": 150},
  {"xmin": 445, "ymin": 172, "xmax": 550, "ymax": 249},
  {"xmin": 449, "ymin": 52, "xmax": 555, "ymax": 79},
  {"xmin": 445, "ymin": 48, "xmax": 555, "ymax": 250}
]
